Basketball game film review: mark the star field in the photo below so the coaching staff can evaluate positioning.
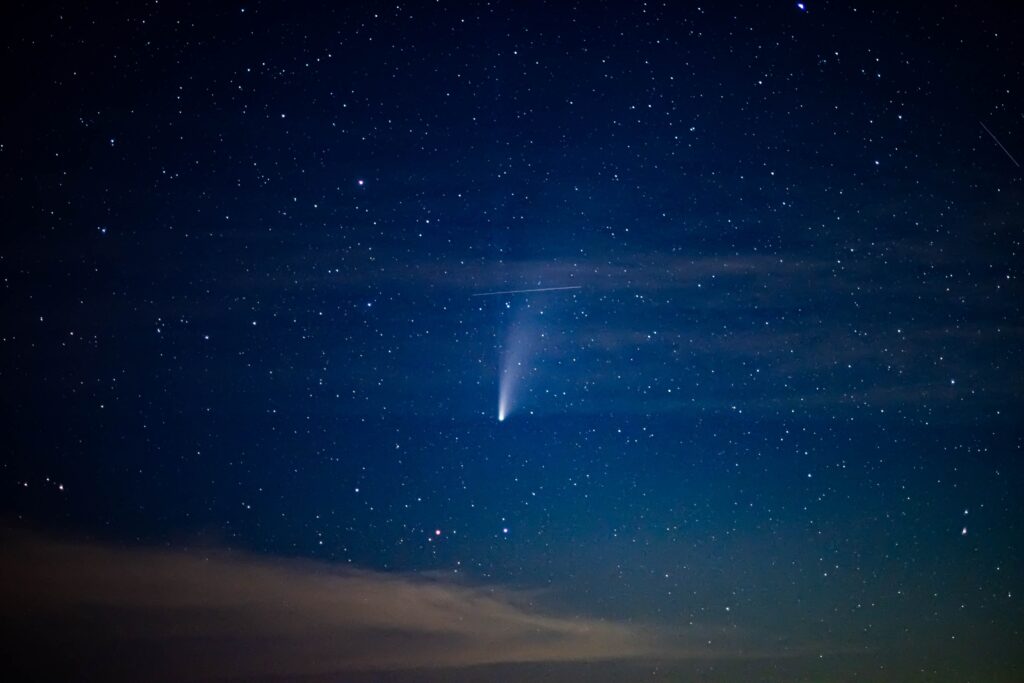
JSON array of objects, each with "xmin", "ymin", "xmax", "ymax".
[{"xmin": 2, "ymin": 2, "xmax": 1023, "ymax": 681}]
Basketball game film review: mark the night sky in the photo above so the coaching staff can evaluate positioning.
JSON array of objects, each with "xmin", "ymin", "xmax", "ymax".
[{"xmin": 2, "ymin": 1, "xmax": 1024, "ymax": 681}]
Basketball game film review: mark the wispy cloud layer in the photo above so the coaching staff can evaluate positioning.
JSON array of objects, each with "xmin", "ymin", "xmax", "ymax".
[{"xmin": 1, "ymin": 530, "xmax": 683, "ymax": 680}]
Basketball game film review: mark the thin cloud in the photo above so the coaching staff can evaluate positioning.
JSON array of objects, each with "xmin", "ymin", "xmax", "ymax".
[{"xmin": 1, "ymin": 529, "xmax": 693, "ymax": 681}]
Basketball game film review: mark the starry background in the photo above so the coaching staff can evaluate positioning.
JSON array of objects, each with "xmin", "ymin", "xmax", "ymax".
[{"xmin": 2, "ymin": 1, "xmax": 1024, "ymax": 681}]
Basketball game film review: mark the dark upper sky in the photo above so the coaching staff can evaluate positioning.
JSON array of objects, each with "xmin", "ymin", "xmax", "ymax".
[{"xmin": 2, "ymin": 1, "xmax": 1023, "ymax": 681}]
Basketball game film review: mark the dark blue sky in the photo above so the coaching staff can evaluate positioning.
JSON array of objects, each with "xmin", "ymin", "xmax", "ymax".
[{"xmin": 2, "ymin": 1, "xmax": 1023, "ymax": 680}]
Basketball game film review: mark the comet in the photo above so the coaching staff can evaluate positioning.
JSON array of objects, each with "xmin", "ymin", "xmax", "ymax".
[
  {"xmin": 472, "ymin": 286, "xmax": 581, "ymax": 297},
  {"xmin": 496, "ymin": 318, "xmax": 532, "ymax": 422}
]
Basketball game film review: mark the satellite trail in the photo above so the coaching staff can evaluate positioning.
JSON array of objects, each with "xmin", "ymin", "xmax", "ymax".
[
  {"xmin": 472, "ymin": 285, "xmax": 581, "ymax": 297},
  {"xmin": 980, "ymin": 121, "xmax": 1021, "ymax": 168}
]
